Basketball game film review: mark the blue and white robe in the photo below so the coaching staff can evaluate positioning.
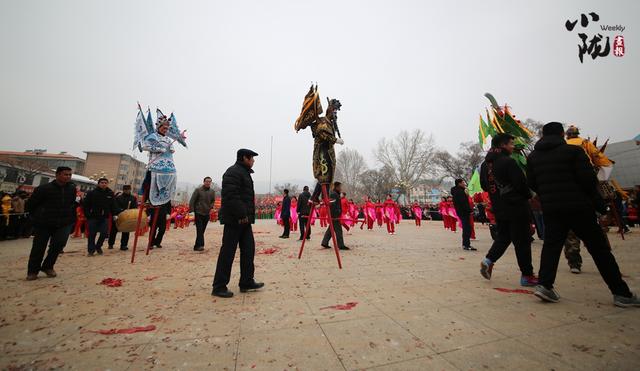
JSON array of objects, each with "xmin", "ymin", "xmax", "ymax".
[{"xmin": 142, "ymin": 133, "xmax": 176, "ymax": 206}]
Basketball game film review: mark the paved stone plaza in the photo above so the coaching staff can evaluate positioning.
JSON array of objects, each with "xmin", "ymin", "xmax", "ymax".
[{"xmin": 0, "ymin": 220, "xmax": 638, "ymax": 370}]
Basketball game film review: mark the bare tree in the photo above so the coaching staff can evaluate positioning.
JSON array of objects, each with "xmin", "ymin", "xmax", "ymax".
[
  {"xmin": 359, "ymin": 166, "xmax": 396, "ymax": 201},
  {"xmin": 373, "ymin": 129, "xmax": 436, "ymax": 200},
  {"xmin": 0, "ymin": 155, "xmax": 50, "ymax": 189},
  {"xmin": 273, "ymin": 183, "xmax": 299, "ymax": 195},
  {"xmin": 335, "ymin": 148, "xmax": 368, "ymax": 199},
  {"xmin": 434, "ymin": 141, "xmax": 485, "ymax": 181},
  {"xmin": 522, "ymin": 118, "xmax": 544, "ymax": 153}
]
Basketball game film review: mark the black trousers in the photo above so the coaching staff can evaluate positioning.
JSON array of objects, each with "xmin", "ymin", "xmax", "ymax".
[
  {"xmin": 107, "ymin": 223, "xmax": 130, "ymax": 248},
  {"xmin": 299, "ymin": 214, "xmax": 311, "ymax": 239},
  {"xmin": 194, "ymin": 213, "xmax": 209, "ymax": 247},
  {"xmin": 459, "ymin": 212, "xmax": 472, "ymax": 247},
  {"xmin": 28, "ymin": 225, "xmax": 71, "ymax": 274},
  {"xmin": 321, "ymin": 220, "xmax": 345, "ymax": 248},
  {"xmin": 486, "ymin": 217, "xmax": 534, "ymax": 276},
  {"xmin": 539, "ymin": 212, "xmax": 631, "ymax": 297},
  {"xmin": 212, "ymin": 223, "xmax": 255, "ymax": 291},
  {"xmin": 87, "ymin": 218, "xmax": 108, "ymax": 252},
  {"xmin": 281, "ymin": 216, "xmax": 290, "ymax": 237},
  {"xmin": 149, "ymin": 203, "xmax": 169, "ymax": 246}
]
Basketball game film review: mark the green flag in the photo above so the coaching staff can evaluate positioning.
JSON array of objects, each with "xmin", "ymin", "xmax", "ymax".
[{"xmin": 467, "ymin": 169, "xmax": 483, "ymax": 195}]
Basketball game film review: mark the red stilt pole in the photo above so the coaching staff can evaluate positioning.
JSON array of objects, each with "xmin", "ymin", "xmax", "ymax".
[
  {"xmin": 130, "ymin": 202, "xmax": 146, "ymax": 263},
  {"xmin": 298, "ymin": 203, "xmax": 316, "ymax": 259},
  {"xmin": 146, "ymin": 206, "xmax": 160, "ymax": 255},
  {"xmin": 321, "ymin": 184, "xmax": 342, "ymax": 269}
]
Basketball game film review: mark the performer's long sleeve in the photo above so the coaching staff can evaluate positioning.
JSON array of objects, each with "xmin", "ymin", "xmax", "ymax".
[{"xmin": 142, "ymin": 136, "xmax": 169, "ymax": 153}]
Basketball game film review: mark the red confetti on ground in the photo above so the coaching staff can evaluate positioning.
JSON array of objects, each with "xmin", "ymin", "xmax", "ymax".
[
  {"xmin": 91, "ymin": 325, "xmax": 156, "ymax": 335},
  {"xmin": 320, "ymin": 302, "xmax": 359, "ymax": 310},
  {"xmin": 257, "ymin": 247, "xmax": 280, "ymax": 255},
  {"xmin": 144, "ymin": 276, "xmax": 159, "ymax": 281},
  {"xmin": 99, "ymin": 278, "xmax": 123, "ymax": 287},
  {"xmin": 458, "ymin": 257, "xmax": 465, "ymax": 260},
  {"xmin": 287, "ymin": 254, "xmax": 296, "ymax": 259},
  {"xmin": 494, "ymin": 288, "xmax": 533, "ymax": 294}
]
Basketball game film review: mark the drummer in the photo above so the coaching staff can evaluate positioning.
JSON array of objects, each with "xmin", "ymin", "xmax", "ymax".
[{"xmin": 108, "ymin": 185, "xmax": 138, "ymax": 251}]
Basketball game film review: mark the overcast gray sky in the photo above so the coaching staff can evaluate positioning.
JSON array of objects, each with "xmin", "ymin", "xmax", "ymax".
[{"xmin": 1, "ymin": 0, "xmax": 638, "ymax": 192}]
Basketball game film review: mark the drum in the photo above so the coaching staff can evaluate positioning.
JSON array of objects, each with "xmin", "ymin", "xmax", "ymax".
[{"xmin": 116, "ymin": 209, "xmax": 148, "ymax": 233}]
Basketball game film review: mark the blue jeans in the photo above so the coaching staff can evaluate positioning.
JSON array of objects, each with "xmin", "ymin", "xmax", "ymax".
[{"xmin": 87, "ymin": 218, "xmax": 108, "ymax": 252}]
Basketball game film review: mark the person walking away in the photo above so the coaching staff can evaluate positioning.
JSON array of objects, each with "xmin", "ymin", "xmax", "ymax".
[
  {"xmin": 279, "ymin": 189, "xmax": 291, "ymax": 238},
  {"xmin": 25, "ymin": 167, "xmax": 78, "ymax": 280},
  {"xmin": 321, "ymin": 182, "xmax": 349, "ymax": 250},
  {"xmin": 479, "ymin": 133, "xmax": 538, "ymax": 286},
  {"xmin": 527, "ymin": 122, "xmax": 639, "ymax": 307},
  {"xmin": 212, "ymin": 149, "xmax": 264, "ymax": 298},
  {"xmin": 190, "ymin": 177, "xmax": 216, "ymax": 251},
  {"xmin": 451, "ymin": 179, "xmax": 475, "ymax": 250},
  {"xmin": 83, "ymin": 178, "xmax": 115, "ymax": 256},
  {"xmin": 108, "ymin": 185, "xmax": 138, "ymax": 251},
  {"xmin": 297, "ymin": 186, "xmax": 312, "ymax": 240}
]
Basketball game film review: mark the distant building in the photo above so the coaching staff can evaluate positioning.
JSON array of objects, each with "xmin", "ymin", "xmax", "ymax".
[
  {"xmin": 607, "ymin": 139, "xmax": 640, "ymax": 189},
  {"xmin": 84, "ymin": 152, "xmax": 146, "ymax": 192},
  {"xmin": 411, "ymin": 184, "xmax": 447, "ymax": 204},
  {"xmin": 0, "ymin": 149, "xmax": 85, "ymax": 175},
  {"xmin": 0, "ymin": 161, "xmax": 96, "ymax": 193}
]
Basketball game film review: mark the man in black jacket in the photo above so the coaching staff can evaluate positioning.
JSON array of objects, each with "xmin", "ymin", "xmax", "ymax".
[
  {"xmin": 297, "ymin": 186, "xmax": 312, "ymax": 240},
  {"xmin": 451, "ymin": 179, "xmax": 475, "ymax": 250},
  {"xmin": 320, "ymin": 182, "xmax": 349, "ymax": 250},
  {"xmin": 479, "ymin": 133, "xmax": 538, "ymax": 287},
  {"xmin": 527, "ymin": 122, "xmax": 638, "ymax": 307},
  {"xmin": 189, "ymin": 177, "xmax": 216, "ymax": 251},
  {"xmin": 83, "ymin": 178, "xmax": 115, "ymax": 256},
  {"xmin": 25, "ymin": 167, "xmax": 77, "ymax": 280},
  {"xmin": 279, "ymin": 189, "xmax": 291, "ymax": 238},
  {"xmin": 108, "ymin": 185, "xmax": 137, "ymax": 251},
  {"xmin": 212, "ymin": 149, "xmax": 264, "ymax": 298}
]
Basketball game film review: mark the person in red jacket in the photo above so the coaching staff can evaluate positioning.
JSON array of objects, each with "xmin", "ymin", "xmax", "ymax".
[{"xmin": 383, "ymin": 195, "xmax": 398, "ymax": 235}]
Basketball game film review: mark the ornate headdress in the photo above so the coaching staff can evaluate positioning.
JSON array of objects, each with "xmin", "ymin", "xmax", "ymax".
[{"xmin": 156, "ymin": 109, "xmax": 171, "ymax": 127}]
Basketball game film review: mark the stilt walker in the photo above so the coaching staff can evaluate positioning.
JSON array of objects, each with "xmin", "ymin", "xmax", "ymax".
[
  {"xmin": 130, "ymin": 104, "xmax": 187, "ymax": 263},
  {"xmin": 294, "ymin": 85, "xmax": 345, "ymax": 268}
]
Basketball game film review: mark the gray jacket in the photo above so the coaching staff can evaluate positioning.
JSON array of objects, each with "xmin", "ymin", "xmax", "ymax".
[{"xmin": 189, "ymin": 186, "xmax": 216, "ymax": 216}]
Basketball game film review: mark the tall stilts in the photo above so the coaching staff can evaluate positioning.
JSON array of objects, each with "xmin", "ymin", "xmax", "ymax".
[
  {"xmin": 321, "ymin": 183, "xmax": 342, "ymax": 269},
  {"xmin": 298, "ymin": 203, "xmax": 316, "ymax": 259},
  {"xmin": 130, "ymin": 202, "xmax": 146, "ymax": 263},
  {"xmin": 146, "ymin": 206, "xmax": 160, "ymax": 255}
]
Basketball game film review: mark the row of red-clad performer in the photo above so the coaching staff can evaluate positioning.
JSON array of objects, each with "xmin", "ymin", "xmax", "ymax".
[{"xmin": 438, "ymin": 195, "xmax": 476, "ymax": 239}]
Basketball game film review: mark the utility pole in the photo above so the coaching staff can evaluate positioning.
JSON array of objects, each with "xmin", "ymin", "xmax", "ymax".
[{"xmin": 269, "ymin": 136, "xmax": 273, "ymax": 195}]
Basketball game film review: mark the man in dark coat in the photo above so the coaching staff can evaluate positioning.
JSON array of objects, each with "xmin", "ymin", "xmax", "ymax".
[
  {"xmin": 279, "ymin": 189, "xmax": 291, "ymax": 238},
  {"xmin": 25, "ymin": 167, "xmax": 77, "ymax": 280},
  {"xmin": 212, "ymin": 149, "xmax": 264, "ymax": 298},
  {"xmin": 189, "ymin": 176, "xmax": 216, "ymax": 251},
  {"xmin": 108, "ymin": 185, "xmax": 137, "ymax": 251},
  {"xmin": 479, "ymin": 133, "xmax": 538, "ymax": 287},
  {"xmin": 450, "ymin": 179, "xmax": 475, "ymax": 250},
  {"xmin": 320, "ymin": 182, "xmax": 349, "ymax": 250},
  {"xmin": 297, "ymin": 186, "xmax": 312, "ymax": 240},
  {"xmin": 83, "ymin": 178, "xmax": 115, "ymax": 256},
  {"xmin": 527, "ymin": 122, "xmax": 638, "ymax": 307}
]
